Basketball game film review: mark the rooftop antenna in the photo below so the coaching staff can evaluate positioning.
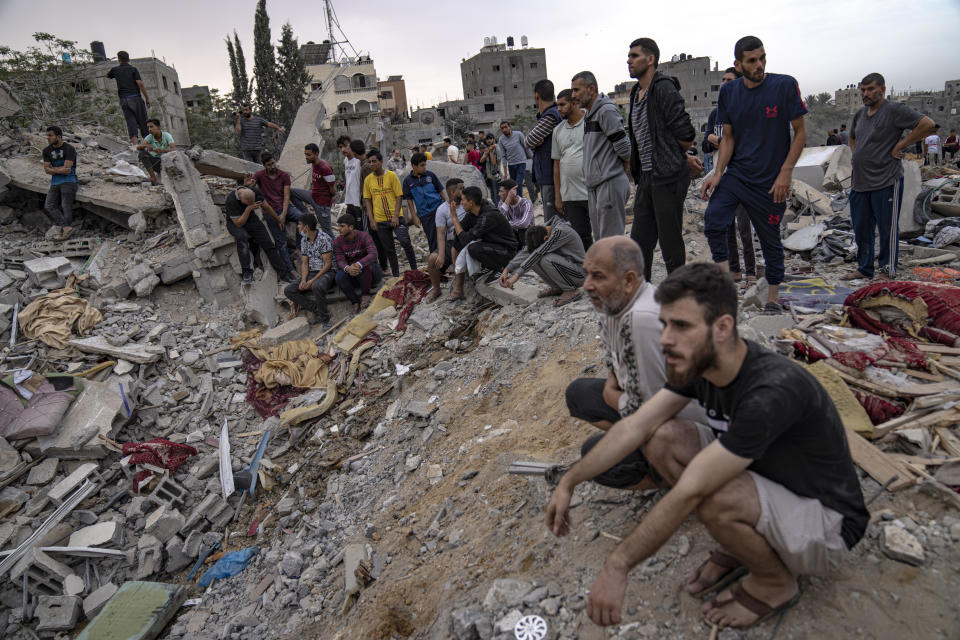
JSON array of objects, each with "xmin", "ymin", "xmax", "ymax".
[{"xmin": 323, "ymin": 0, "xmax": 360, "ymax": 63}]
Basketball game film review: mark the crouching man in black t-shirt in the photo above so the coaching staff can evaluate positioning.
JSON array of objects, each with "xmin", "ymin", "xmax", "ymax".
[{"xmin": 546, "ymin": 262, "xmax": 868, "ymax": 630}]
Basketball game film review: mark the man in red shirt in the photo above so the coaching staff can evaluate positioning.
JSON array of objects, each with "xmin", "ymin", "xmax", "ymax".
[
  {"xmin": 246, "ymin": 152, "xmax": 302, "ymax": 279},
  {"xmin": 305, "ymin": 143, "xmax": 335, "ymax": 236},
  {"xmin": 465, "ymin": 142, "xmax": 482, "ymax": 172}
]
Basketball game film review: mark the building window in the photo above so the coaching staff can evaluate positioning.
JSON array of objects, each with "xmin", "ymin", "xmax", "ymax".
[
  {"xmin": 162, "ymin": 76, "xmax": 168, "ymax": 90},
  {"xmin": 494, "ymin": 86, "xmax": 501, "ymax": 93},
  {"xmin": 311, "ymin": 83, "xmax": 321, "ymax": 90},
  {"xmin": 515, "ymin": 104, "xmax": 520, "ymax": 109},
  {"xmin": 382, "ymin": 91, "xmax": 393, "ymax": 99},
  {"xmin": 493, "ymin": 65, "xmax": 500, "ymax": 71},
  {"xmin": 711, "ymin": 101, "xmax": 718, "ymax": 105},
  {"xmin": 513, "ymin": 84, "xmax": 518, "ymax": 89},
  {"xmin": 511, "ymin": 63, "xmax": 516, "ymax": 68},
  {"xmin": 485, "ymin": 103, "xmax": 495, "ymax": 112},
  {"xmin": 710, "ymin": 85, "xmax": 719, "ymax": 91},
  {"xmin": 174, "ymin": 81, "xmax": 179, "ymax": 95},
  {"xmin": 530, "ymin": 62, "xmax": 538, "ymax": 69},
  {"xmin": 704, "ymin": 92, "xmax": 708, "ymax": 97},
  {"xmin": 693, "ymin": 95, "xmax": 697, "ymax": 102}
]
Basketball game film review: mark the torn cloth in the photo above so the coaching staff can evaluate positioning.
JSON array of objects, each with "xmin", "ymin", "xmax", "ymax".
[
  {"xmin": 845, "ymin": 281, "xmax": 960, "ymax": 345},
  {"xmin": 18, "ymin": 287, "xmax": 103, "ymax": 349},
  {"xmin": 122, "ymin": 438, "xmax": 198, "ymax": 493},
  {"xmin": 230, "ymin": 331, "xmax": 331, "ymax": 389},
  {"xmin": 380, "ymin": 270, "xmax": 432, "ymax": 332}
]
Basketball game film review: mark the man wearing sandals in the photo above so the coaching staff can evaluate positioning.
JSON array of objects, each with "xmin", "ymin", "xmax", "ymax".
[
  {"xmin": 498, "ymin": 218, "xmax": 586, "ymax": 307},
  {"xmin": 548, "ymin": 262, "xmax": 868, "ymax": 629},
  {"xmin": 700, "ymin": 36, "xmax": 807, "ymax": 314}
]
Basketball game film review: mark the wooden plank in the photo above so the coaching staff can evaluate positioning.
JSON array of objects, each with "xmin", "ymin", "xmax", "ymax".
[
  {"xmin": 844, "ymin": 425, "xmax": 916, "ymax": 491},
  {"xmin": 917, "ymin": 344, "xmax": 960, "ymax": 355},
  {"xmin": 873, "ymin": 407, "xmax": 960, "ymax": 439},
  {"xmin": 889, "ymin": 454, "xmax": 960, "ymax": 467},
  {"xmin": 935, "ymin": 426, "xmax": 960, "ymax": 458}
]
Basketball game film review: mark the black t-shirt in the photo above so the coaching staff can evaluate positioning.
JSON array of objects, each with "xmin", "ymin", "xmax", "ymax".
[
  {"xmin": 225, "ymin": 187, "xmax": 263, "ymax": 220},
  {"xmin": 666, "ymin": 340, "xmax": 869, "ymax": 549},
  {"xmin": 107, "ymin": 64, "xmax": 142, "ymax": 98}
]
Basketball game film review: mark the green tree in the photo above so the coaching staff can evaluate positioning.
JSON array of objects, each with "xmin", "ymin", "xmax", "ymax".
[
  {"xmin": 184, "ymin": 89, "xmax": 240, "ymax": 154},
  {"xmin": 817, "ymin": 92, "xmax": 833, "ymax": 106},
  {"xmin": 0, "ymin": 33, "xmax": 124, "ymax": 136},
  {"xmin": 805, "ymin": 94, "xmax": 818, "ymax": 107},
  {"xmin": 253, "ymin": 0, "xmax": 279, "ymax": 125},
  {"xmin": 226, "ymin": 30, "xmax": 250, "ymax": 106},
  {"xmin": 275, "ymin": 22, "xmax": 309, "ymax": 134}
]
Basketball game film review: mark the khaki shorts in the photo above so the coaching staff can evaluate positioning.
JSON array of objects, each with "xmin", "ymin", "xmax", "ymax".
[{"xmin": 749, "ymin": 471, "xmax": 848, "ymax": 576}]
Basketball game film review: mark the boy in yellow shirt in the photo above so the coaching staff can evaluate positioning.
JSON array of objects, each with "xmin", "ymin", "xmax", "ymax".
[{"xmin": 363, "ymin": 150, "xmax": 420, "ymax": 276}]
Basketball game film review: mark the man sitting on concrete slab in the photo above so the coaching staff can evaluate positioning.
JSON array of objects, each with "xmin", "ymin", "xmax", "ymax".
[
  {"xmin": 332, "ymin": 213, "xmax": 383, "ymax": 313},
  {"xmin": 284, "ymin": 213, "xmax": 334, "ymax": 328},
  {"xmin": 498, "ymin": 219, "xmax": 586, "ymax": 306},
  {"xmin": 426, "ymin": 178, "xmax": 466, "ymax": 303},
  {"xmin": 225, "ymin": 186, "xmax": 298, "ymax": 285},
  {"xmin": 246, "ymin": 152, "xmax": 302, "ymax": 279},
  {"xmin": 564, "ymin": 237, "xmax": 707, "ymax": 488},
  {"xmin": 136, "ymin": 118, "xmax": 174, "ymax": 185},
  {"xmin": 448, "ymin": 186, "xmax": 518, "ymax": 292},
  {"xmin": 547, "ymin": 262, "xmax": 869, "ymax": 630}
]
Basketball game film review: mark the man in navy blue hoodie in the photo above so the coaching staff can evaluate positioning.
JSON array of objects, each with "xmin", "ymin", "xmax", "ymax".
[
  {"xmin": 700, "ymin": 36, "xmax": 807, "ymax": 313},
  {"xmin": 626, "ymin": 37, "xmax": 700, "ymax": 283}
]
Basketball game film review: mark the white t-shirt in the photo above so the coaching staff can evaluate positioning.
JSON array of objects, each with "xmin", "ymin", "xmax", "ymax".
[
  {"xmin": 344, "ymin": 157, "xmax": 360, "ymax": 206},
  {"xmin": 446, "ymin": 145, "xmax": 460, "ymax": 163},
  {"xmin": 925, "ymin": 134, "xmax": 941, "ymax": 153}
]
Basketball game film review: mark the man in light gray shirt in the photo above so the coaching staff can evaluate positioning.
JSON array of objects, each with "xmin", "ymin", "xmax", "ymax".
[
  {"xmin": 847, "ymin": 72, "xmax": 934, "ymax": 280},
  {"xmin": 571, "ymin": 71, "xmax": 632, "ymax": 240},
  {"xmin": 552, "ymin": 88, "xmax": 591, "ymax": 250},
  {"xmin": 498, "ymin": 121, "xmax": 530, "ymax": 198}
]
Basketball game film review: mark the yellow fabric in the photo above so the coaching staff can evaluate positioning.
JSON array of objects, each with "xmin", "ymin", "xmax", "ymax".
[
  {"xmin": 18, "ymin": 288, "xmax": 103, "ymax": 349},
  {"xmin": 229, "ymin": 332, "xmax": 329, "ymax": 389},
  {"xmin": 425, "ymin": 152, "xmax": 433, "ymax": 160},
  {"xmin": 363, "ymin": 171, "xmax": 403, "ymax": 223}
]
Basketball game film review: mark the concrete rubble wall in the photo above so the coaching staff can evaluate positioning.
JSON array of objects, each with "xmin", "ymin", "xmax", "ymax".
[
  {"xmin": 0, "ymin": 79, "xmax": 21, "ymax": 118},
  {"xmin": 193, "ymin": 149, "xmax": 262, "ymax": 182},
  {"xmin": 160, "ymin": 150, "xmax": 226, "ymax": 249},
  {"xmin": 278, "ymin": 95, "xmax": 326, "ymax": 190},
  {"xmin": 793, "ymin": 145, "xmax": 852, "ymax": 192}
]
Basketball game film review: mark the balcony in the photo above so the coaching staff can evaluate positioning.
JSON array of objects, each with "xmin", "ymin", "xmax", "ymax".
[{"xmin": 335, "ymin": 87, "xmax": 379, "ymax": 95}]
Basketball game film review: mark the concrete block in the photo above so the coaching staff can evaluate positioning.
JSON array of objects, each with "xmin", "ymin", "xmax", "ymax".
[
  {"xmin": 159, "ymin": 251, "xmax": 196, "ymax": 284},
  {"xmin": 746, "ymin": 314, "xmax": 796, "ymax": 343},
  {"xmin": 101, "ymin": 277, "xmax": 133, "ymax": 300},
  {"xmin": 260, "ymin": 316, "xmax": 309, "ymax": 347},
  {"xmin": 24, "ymin": 255, "xmax": 73, "ymax": 289},
  {"xmin": 136, "ymin": 534, "xmax": 163, "ymax": 579},
  {"xmin": 68, "ymin": 520, "xmax": 124, "ymax": 548},
  {"xmin": 68, "ymin": 336, "xmax": 163, "ymax": 364},
  {"xmin": 194, "ymin": 149, "xmax": 261, "ymax": 181},
  {"xmin": 145, "ymin": 505, "xmax": 185, "ymax": 542},
  {"xmin": 182, "ymin": 529, "xmax": 204, "ymax": 557},
  {"xmin": 35, "ymin": 595, "xmax": 82, "ymax": 631},
  {"xmin": 96, "ymin": 133, "xmax": 128, "ymax": 154},
  {"xmin": 165, "ymin": 535, "xmax": 192, "ymax": 573},
  {"xmin": 47, "ymin": 462, "xmax": 99, "ymax": 504},
  {"xmin": 900, "ymin": 160, "xmax": 924, "ymax": 234},
  {"xmin": 148, "ymin": 476, "xmax": 187, "ymax": 509},
  {"xmin": 476, "ymin": 279, "xmax": 540, "ymax": 307},
  {"xmin": 78, "ymin": 581, "xmax": 186, "ymax": 640},
  {"xmin": 26, "ymin": 457, "xmax": 59, "ymax": 485},
  {"xmin": 881, "ymin": 524, "xmax": 924, "ymax": 565},
  {"xmin": 83, "ymin": 582, "xmax": 118, "ymax": 619},
  {"xmin": 278, "ymin": 96, "xmax": 327, "ymax": 190},
  {"xmin": 133, "ymin": 274, "xmax": 161, "ymax": 297},
  {"xmin": 792, "ymin": 145, "xmax": 850, "ymax": 192},
  {"xmin": 85, "ymin": 240, "xmax": 121, "ymax": 288},
  {"xmin": 242, "ymin": 262, "xmax": 282, "ymax": 326},
  {"xmin": 182, "ymin": 493, "xmax": 218, "ymax": 532},
  {"xmin": 32, "ymin": 380, "xmax": 125, "ymax": 459},
  {"xmin": 11, "ymin": 548, "xmax": 74, "ymax": 595},
  {"xmin": 64, "ymin": 573, "xmax": 85, "ymax": 596},
  {"xmin": 125, "ymin": 263, "xmax": 155, "ymax": 288},
  {"xmin": 193, "ymin": 265, "xmax": 241, "ymax": 306},
  {"xmin": 161, "ymin": 150, "xmax": 226, "ymax": 249}
]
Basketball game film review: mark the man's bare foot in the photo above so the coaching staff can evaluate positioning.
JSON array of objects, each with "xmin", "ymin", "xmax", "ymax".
[
  {"xmin": 702, "ymin": 575, "xmax": 799, "ymax": 628},
  {"xmin": 424, "ymin": 289, "xmax": 441, "ymax": 303},
  {"xmin": 446, "ymin": 290, "xmax": 464, "ymax": 302},
  {"xmin": 685, "ymin": 550, "xmax": 744, "ymax": 596},
  {"xmin": 287, "ymin": 305, "xmax": 299, "ymax": 321}
]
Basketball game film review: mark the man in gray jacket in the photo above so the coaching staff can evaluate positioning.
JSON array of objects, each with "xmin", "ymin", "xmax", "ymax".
[
  {"xmin": 499, "ymin": 218, "xmax": 586, "ymax": 306},
  {"xmin": 572, "ymin": 71, "xmax": 632, "ymax": 241}
]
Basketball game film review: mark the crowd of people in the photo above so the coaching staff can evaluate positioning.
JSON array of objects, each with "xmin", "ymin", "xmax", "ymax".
[{"xmin": 33, "ymin": 34, "xmax": 956, "ymax": 632}]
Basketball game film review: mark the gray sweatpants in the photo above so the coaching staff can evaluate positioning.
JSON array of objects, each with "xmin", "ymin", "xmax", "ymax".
[
  {"xmin": 588, "ymin": 173, "xmax": 630, "ymax": 240},
  {"xmin": 532, "ymin": 253, "xmax": 585, "ymax": 291}
]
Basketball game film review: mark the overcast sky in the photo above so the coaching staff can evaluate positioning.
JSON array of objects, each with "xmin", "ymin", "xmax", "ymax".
[{"xmin": 2, "ymin": 0, "xmax": 958, "ymax": 109}]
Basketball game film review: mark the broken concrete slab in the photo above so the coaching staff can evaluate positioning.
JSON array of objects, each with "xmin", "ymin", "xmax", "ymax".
[
  {"xmin": 476, "ymin": 279, "xmax": 540, "ymax": 307},
  {"xmin": 32, "ymin": 380, "xmax": 124, "ymax": 459},
  {"xmin": 68, "ymin": 520, "xmax": 124, "ymax": 548},
  {"xmin": 83, "ymin": 582, "xmax": 118, "ymax": 619},
  {"xmin": 278, "ymin": 96, "xmax": 326, "ymax": 190},
  {"xmin": 881, "ymin": 523, "xmax": 925, "ymax": 565},
  {"xmin": 260, "ymin": 316, "xmax": 309, "ymax": 347},
  {"xmin": 96, "ymin": 133, "xmax": 129, "ymax": 154},
  {"xmin": 0, "ymin": 79, "xmax": 21, "ymax": 118},
  {"xmin": 746, "ymin": 314, "xmax": 796, "ymax": 343},
  {"xmin": 783, "ymin": 223, "xmax": 826, "ymax": 252},
  {"xmin": 26, "ymin": 457, "xmax": 60, "ymax": 485},
  {"xmin": 11, "ymin": 547, "xmax": 74, "ymax": 595},
  {"xmin": 242, "ymin": 262, "xmax": 283, "ymax": 326},
  {"xmin": 64, "ymin": 573, "xmax": 85, "ymax": 596},
  {"xmin": 900, "ymin": 160, "xmax": 924, "ymax": 234},
  {"xmin": 160, "ymin": 150, "xmax": 225, "ymax": 249},
  {"xmin": 144, "ymin": 505, "xmax": 185, "ymax": 542},
  {"xmin": 792, "ymin": 145, "xmax": 851, "ymax": 191},
  {"xmin": 194, "ymin": 149, "xmax": 262, "ymax": 181},
  {"xmin": 68, "ymin": 336, "xmax": 163, "ymax": 363},
  {"xmin": 47, "ymin": 462, "xmax": 99, "ymax": 504},
  {"xmin": 35, "ymin": 594, "xmax": 82, "ymax": 631},
  {"xmin": 398, "ymin": 160, "xmax": 485, "ymax": 193},
  {"xmin": 24, "ymin": 256, "xmax": 73, "ymax": 289},
  {"xmin": 78, "ymin": 581, "xmax": 186, "ymax": 640},
  {"xmin": 136, "ymin": 534, "xmax": 162, "ymax": 579}
]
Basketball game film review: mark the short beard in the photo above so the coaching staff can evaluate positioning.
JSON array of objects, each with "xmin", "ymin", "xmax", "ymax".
[
  {"xmin": 629, "ymin": 62, "xmax": 647, "ymax": 80},
  {"xmin": 665, "ymin": 335, "xmax": 717, "ymax": 388},
  {"xmin": 598, "ymin": 289, "xmax": 630, "ymax": 316},
  {"xmin": 744, "ymin": 68, "xmax": 764, "ymax": 83}
]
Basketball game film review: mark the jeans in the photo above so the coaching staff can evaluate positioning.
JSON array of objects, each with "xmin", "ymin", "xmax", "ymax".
[
  {"xmin": 562, "ymin": 200, "xmax": 592, "ymax": 251},
  {"xmin": 419, "ymin": 210, "xmax": 438, "ymax": 254},
  {"xmin": 227, "ymin": 215, "xmax": 289, "ymax": 276},
  {"xmin": 284, "ymin": 271, "xmax": 334, "ymax": 319},
  {"xmin": 376, "ymin": 221, "xmax": 417, "ymax": 276},
  {"xmin": 242, "ymin": 149, "xmax": 262, "ymax": 164},
  {"xmin": 849, "ymin": 179, "xmax": 903, "ymax": 278},
  {"xmin": 467, "ymin": 241, "xmax": 515, "ymax": 272},
  {"xmin": 44, "ymin": 182, "xmax": 77, "ymax": 227},
  {"xmin": 539, "ymin": 183, "xmax": 558, "ymax": 224},
  {"xmin": 335, "ymin": 265, "xmax": 383, "ymax": 304},
  {"xmin": 629, "ymin": 171, "xmax": 690, "ymax": 282},
  {"xmin": 508, "ymin": 163, "xmax": 526, "ymax": 197},
  {"xmin": 704, "ymin": 152, "xmax": 714, "ymax": 174},
  {"xmin": 120, "ymin": 95, "xmax": 148, "ymax": 139},
  {"xmin": 486, "ymin": 178, "xmax": 500, "ymax": 205},
  {"xmin": 265, "ymin": 215, "xmax": 295, "ymax": 274}
]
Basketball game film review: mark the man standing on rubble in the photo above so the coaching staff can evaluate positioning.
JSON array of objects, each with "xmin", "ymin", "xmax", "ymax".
[
  {"xmin": 305, "ymin": 143, "xmax": 335, "ymax": 236},
  {"xmin": 572, "ymin": 70, "xmax": 632, "ymax": 240},
  {"xmin": 497, "ymin": 121, "xmax": 530, "ymax": 198},
  {"xmin": 526, "ymin": 79, "xmax": 562, "ymax": 224},
  {"xmin": 402, "ymin": 152, "xmax": 447, "ymax": 255},
  {"xmin": 106, "ymin": 51, "xmax": 150, "ymax": 145},
  {"xmin": 42, "ymin": 125, "xmax": 78, "ymax": 241},
  {"xmin": 564, "ymin": 237, "xmax": 708, "ymax": 487},
  {"xmin": 366, "ymin": 150, "xmax": 419, "ymax": 276},
  {"xmin": 847, "ymin": 72, "xmax": 935, "ymax": 280},
  {"xmin": 700, "ymin": 36, "xmax": 807, "ymax": 313},
  {"xmin": 625, "ymin": 37, "xmax": 700, "ymax": 283},
  {"xmin": 236, "ymin": 104, "xmax": 286, "ymax": 164},
  {"xmin": 246, "ymin": 153, "xmax": 301, "ymax": 281},
  {"xmin": 547, "ymin": 262, "xmax": 869, "ymax": 630},
  {"xmin": 552, "ymin": 89, "xmax": 592, "ymax": 250},
  {"xmin": 225, "ymin": 185, "xmax": 299, "ymax": 285}
]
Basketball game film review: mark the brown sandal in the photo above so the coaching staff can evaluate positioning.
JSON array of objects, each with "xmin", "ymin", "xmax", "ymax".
[
  {"xmin": 554, "ymin": 290, "xmax": 583, "ymax": 307},
  {"xmin": 687, "ymin": 550, "xmax": 747, "ymax": 597},
  {"xmin": 705, "ymin": 580, "xmax": 801, "ymax": 629},
  {"xmin": 537, "ymin": 287, "xmax": 563, "ymax": 298}
]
